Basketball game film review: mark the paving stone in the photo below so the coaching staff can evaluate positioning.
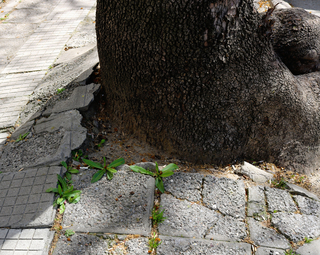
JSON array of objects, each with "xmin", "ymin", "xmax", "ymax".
[
  {"xmin": 125, "ymin": 238, "xmax": 149, "ymax": 255},
  {"xmin": 271, "ymin": 212, "xmax": 320, "ymax": 242},
  {"xmin": 0, "ymin": 228, "xmax": 54, "ymax": 255},
  {"xmin": 0, "ymin": 131, "xmax": 65, "ymax": 171},
  {"xmin": 286, "ymin": 183, "xmax": 320, "ymax": 202},
  {"xmin": 52, "ymin": 233, "xmax": 110, "ymax": 255},
  {"xmin": 0, "ymin": 167, "xmax": 61, "ymax": 228},
  {"xmin": 62, "ymin": 171, "xmax": 154, "ymax": 235},
  {"xmin": 158, "ymin": 194, "xmax": 220, "ymax": 238},
  {"xmin": 206, "ymin": 215, "xmax": 247, "ymax": 241},
  {"xmin": 163, "ymin": 173, "xmax": 203, "ymax": 202},
  {"xmin": 247, "ymin": 186, "xmax": 268, "ymax": 221},
  {"xmin": 10, "ymin": 120, "xmax": 34, "ymax": 141},
  {"xmin": 293, "ymin": 195, "xmax": 320, "ymax": 216},
  {"xmin": 296, "ymin": 238, "xmax": 320, "ymax": 255},
  {"xmin": 248, "ymin": 218, "xmax": 290, "ymax": 249},
  {"xmin": 255, "ymin": 247, "xmax": 286, "ymax": 255},
  {"xmin": 157, "ymin": 236, "xmax": 252, "ymax": 255},
  {"xmin": 43, "ymin": 84, "xmax": 100, "ymax": 115},
  {"xmin": 203, "ymin": 176, "xmax": 246, "ymax": 219},
  {"xmin": 265, "ymin": 187, "xmax": 297, "ymax": 213},
  {"xmin": 236, "ymin": 161, "xmax": 274, "ymax": 183}
]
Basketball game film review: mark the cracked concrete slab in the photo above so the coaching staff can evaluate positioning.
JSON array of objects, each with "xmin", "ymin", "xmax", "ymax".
[
  {"xmin": 0, "ymin": 228, "xmax": 54, "ymax": 255},
  {"xmin": 293, "ymin": 195, "xmax": 320, "ymax": 216},
  {"xmin": 271, "ymin": 212, "xmax": 320, "ymax": 242},
  {"xmin": 237, "ymin": 161, "xmax": 274, "ymax": 183},
  {"xmin": 247, "ymin": 186, "xmax": 267, "ymax": 221},
  {"xmin": 158, "ymin": 194, "xmax": 220, "ymax": 238},
  {"xmin": 255, "ymin": 247, "xmax": 286, "ymax": 255},
  {"xmin": 157, "ymin": 236, "xmax": 252, "ymax": 255},
  {"xmin": 265, "ymin": 187, "xmax": 297, "ymax": 213},
  {"xmin": 0, "ymin": 166, "xmax": 61, "ymax": 228},
  {"xmin": 203, "ymin": 176, "xmax": 246, "ymax": 219},
  {"xmin": 248, "ymin": 218, "xmax": 290, "ymax": 249},
  {"xmin": 296, "ymin": 238, "xmax": 320, "ymax": 255},
  {"xmin": 62, "ymin": 171, "xmax": 154, "ymax": 235},
  {"xmin": 163, "ymin": 172, "xmax": 203, "ymax": 202}
]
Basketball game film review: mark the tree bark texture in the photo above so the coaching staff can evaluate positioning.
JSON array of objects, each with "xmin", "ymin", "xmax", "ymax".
[{"xmin": 96, "ymin": 0, "xmax": 320, "ymax": 174}]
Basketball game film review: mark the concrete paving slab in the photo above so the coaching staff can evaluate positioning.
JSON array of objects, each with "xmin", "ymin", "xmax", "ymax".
[
  {"xmin": 62, "ymin": 171, "xmax": 155, "ymax": 235},
  {"xmin": 125, "ymin": 238, "xmax": 149, "ymax": 255},
  {"xmin": 247, "ymin": 186, "xmax": 267, "ymax": 221},
  {"xmin": 203, "ymin": 176, "xmax": 246, "ymax": 219},
  {"xmin": 43, "ymin": 84, "xmax": 100, "ymax": 115},
  {"xmin": 206, "ymin": 215, "xmax": 247, "ymax": 241},
  {"xmin": 286, "ymin": 182, "xmax": 320, "ymax": 201},
  {"xmin": 163, "ymin": 172, "xmax": 203, "ymax": 202},
  {"xmin": 158, "ymin": 194, "xmax": 220, "ymax": 238},
  {"xmin": 157, "ymin": 236, "xmax": 252, "ymax": 255},
  {"xmin": 0, "ymin": 228, "xmax": 54, "ymax": 255},
  {"xmin": 255, "ymin": 247, "xmax": 286, "ymax": 255},
  {"xmin": 0, "ymin": 166, "xmax": 61, "ymax": 228},
  {"xmin": 248, "ymin": 218, "xmax": 290, "ymax": 249},
  {"xmin": 293, "ymin": 195, "xmax": 320, "ymax": 215},
  {"xmin": 10, "ymin": 120, "xmax": 34, "ymax": 141},
  {"xmin": 265, "ymin": 187, "xmax": 297, "ymax": 213},
  {"xmin": 271, "ymin": 212, "xmax": 320, "ymax": 242},
  {"xmin": 296, "ymin": 238, "xmax": 320, "ymax": 255}
]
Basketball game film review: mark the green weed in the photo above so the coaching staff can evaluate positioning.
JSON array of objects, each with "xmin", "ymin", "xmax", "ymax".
[
  {"xmin": 285, "ymin": 249, "xmax": 297, "ymax": 255},
  {"xmin": 82, "ymin": 157, "xmax": 125, "ymax": 183},
  {"xmin": 72, "ymin": 149, "xmax": 83, "ymax": 161},
  {"xmin": 148, "ymin": 234, "xmax": 161, "ymax": 253},
  {"xmin": 46, "ymin": 174, "xmax": 81, "ymax": 214},
  {"xmin": 304, "ymin": 237, "xmax": 313, "ymax": 243},
  {"xmin": 272, "ymin": 177, "xmax": 287, "ymax": 190},
  {"xmin": 15, "ymin": 132, "xmax": 29, "ymax": 142},
  {"xmin": 97, "ymin": 139, "xmax": 105, "ymax": 148},
  {"xmin": 130, "ymin": 162, "xmax": 178, "ymax": 193},
  {"xmin": 152, "ymin": 207, "xmax": 167, "ymax": 224},
  {"xmin": 56, "ymin": 88, "xmax": 65, "ymax": 94},
  {"xmin": 61, "ymin": 161, "xmax": 79, "ymax": 182},
  {"xmin": 64, "ymin": 229, "xmax": 75, "ymax": 237}
]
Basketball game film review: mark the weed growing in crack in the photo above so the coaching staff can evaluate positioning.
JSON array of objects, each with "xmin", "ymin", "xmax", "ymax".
[
  {"xmin": 15, "ymin": 132, "xmax": 29, "ymax": 142},
  {"xmin": 61, "ymin": 161, "xmax": 79, "ymax": 182},
  {"xmin": 148, "ymin": 233, "xmax": 161, "ymax": 253},
  {"xmin": 56, "ymin": 88, "xmax": 65, "ymax": 94},
  {"xmin": 97, "ymin": 139, "xmax": 106, "ymax": 148},
  {"xmin": 46, "ymin": 174, "xmax": 81, "ymax": 214},
  {"xmin": 82, "ymin": 157, "xmax": 125, "ymax": 183},
  {"xmin": 285, "ymin": 249, "xmax": 297, "ymax": 255},
  {"xmin": 304, "ymin": 236, "xmax": 313, "ymax": 243},
  {"xmin": 64, "ymin": 229, "xmax": 75, "ymax": 237},
  {"xmin": 130, "ymin": 162, "xmax": 178, "ymax": 193},
  {"xmin": 152, "ymin": 206, "xmax": 167, "ymax": 224},
  {"xmin": 272, "ymin": 177, "xmax": 287, "ymax": 190}
]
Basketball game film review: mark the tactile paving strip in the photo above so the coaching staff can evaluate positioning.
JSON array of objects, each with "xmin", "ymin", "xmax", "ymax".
[{"xmin": 0, "ymin": 166, "xmax": 62, "ymax": 228}]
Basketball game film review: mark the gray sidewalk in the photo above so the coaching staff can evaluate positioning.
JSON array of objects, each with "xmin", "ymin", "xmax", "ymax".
[{"xmin": 0, "ymin": 0, "xmax": 320, "ymax": 254}]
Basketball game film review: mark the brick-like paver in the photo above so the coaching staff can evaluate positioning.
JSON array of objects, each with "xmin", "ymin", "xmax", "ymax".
[
  {"xmin": 0, "ymin": 166, "xmax": 62, "ymax": 228},
  {"xmin": 0, "ymin": 228, "xmax": 54, "ymax": 255}
]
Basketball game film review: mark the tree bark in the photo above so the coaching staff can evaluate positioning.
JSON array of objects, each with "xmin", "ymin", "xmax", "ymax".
[{"xmin": 96, "ymin": 0, "xmax": 320, "ymax": 174}]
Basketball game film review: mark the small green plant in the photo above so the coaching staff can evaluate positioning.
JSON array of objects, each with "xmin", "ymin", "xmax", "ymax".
[
  {"xmin": 97, "ymin": 139, "xmax": 105, "ymax": 148},
  {"xmin": 130, "ymin": 162, "xmax": 178, "ymax": 193},
  {"xmin": 64, "ymin": 229, "xmax": 75, "ymax": 237},
  {"xmin": 49, "ymin": 65, "xmax": 53, "ymax": 69},
  {"xmin": 61, "ymin": 161, "xmax": 79, "ymax": 181},
  {"xmin": 272, "ymin": 177, "xmax": 287, "ymax": 190},
  {"xmin": 46, "ymin": 174, "xmax": 81, "ymax": 214},
  {"xmin": 152, "ymin": 207, "xmax": 167, "ymax": 224},
  {"xmin": 304, "ymin": 237, "xmax": 313, "ymax": 243},
  {"xmin": 0, "ymin": 13, "xmax": 9, "ymax": 21},
  {"xmin": 72, "ymin": 149, "xmax": 83, "ymax": 161},
  {"xmin": 57, "ymin": 88, "xmax": 65, "ymax": 94},
  {"xmin": 82, "ymin": 157, "xmax": 125, "ymax": 183},
  {"xmin": 285, "ymin": 249, "xmax": 297, "ymax": 255},
  {"xmin": 148, "ymin": 234, "xmax": 161, "ymax": 253},
  {"xmin": 273, "ymin": 210, "xmax": 278, "ymax": 213},
  {"xmin": 15, "ymin": 132, "xmax": 29, "ymax": 142}
]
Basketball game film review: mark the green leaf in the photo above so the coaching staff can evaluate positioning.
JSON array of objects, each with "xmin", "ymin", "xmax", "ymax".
[
  {"xmin": 155, "ymin": 162, "xmax": 159, "ymax": 174},
  {"xmin": 57, "ymin": 174, "xmax": 68, "ymax": 192},
  {"xmin": 82, "ymin": 158, "xmax": 103, "ymax": 169},
  {"xmin": 129, "ymin": 165, "xmax": 154, "ymax": 176},
  {"xmin": 107, "ymin": 171, "xmax": 114, "ymax": 180},
  {"xmin": 64, "ymin": 190, "xmax": 81, "ymax": 203},
  {"xmin": 66, "ymin": 172, "xmax": 72, "ymax": 181},
  {"xmin": 160, "ymin": 170, "xmax": 174, "ymax": 178},
  {"xmin": 57, "ymin": 197, "xmax": 64, "ymax": 205},
  {"xmin": 59, "ymin": 203, "xmax": 66, "ymax": 214},
  {"xmin": 103, "ymin": 157, "xmax": 106, "ymax": 167},
  {"xmin": 69, "ymin": 194, "xmax": 81, "ymax": 204},
  {"xmin": 91, "ymin": 169, "xmax": 106, "ymax": 183},
  {"xmin": 58, "ymin": 184, "xmax": 63, "ymax": 196},
  {"xmin": 68, "ymin": 169, "xmax": 79, "ymax": 174},
  {"xmin": 107, "ymin": 167, "xmax": 117, "ymax": 173},
  {"xmin": 108, "ymin": 158, "xmax": 125, "ymax": 168},
  {"xmin": 156, "ymin": 177, "xmax": 165, "ymax": 193},
  {"xmin": 46, "ymin": 187, "xmax": 55, "ymax": 193},
  {"xmin": 60, "ymin": 161, "xmax": 68, "ymax": 169},
  {"xmin": 161, "ymin": 163, "xmax": 178, "ymax": 173}
]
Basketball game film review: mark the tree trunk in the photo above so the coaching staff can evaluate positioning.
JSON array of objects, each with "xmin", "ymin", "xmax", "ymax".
[{"xmin": 96, "ymin": 0, "xmax": 320, "ymax": 174}]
